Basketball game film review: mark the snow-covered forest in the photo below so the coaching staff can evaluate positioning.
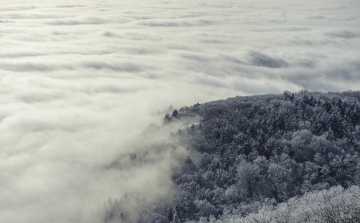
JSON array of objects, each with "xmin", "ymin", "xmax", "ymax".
[{"xmin": 105, "ymin": 91, "xmax": 360, "ymax": 223}]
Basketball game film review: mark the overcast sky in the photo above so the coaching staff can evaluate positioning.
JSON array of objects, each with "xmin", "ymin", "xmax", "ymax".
[{"xmin": 0, "ymin": 0, "xmax": 359, "ymax": 222}]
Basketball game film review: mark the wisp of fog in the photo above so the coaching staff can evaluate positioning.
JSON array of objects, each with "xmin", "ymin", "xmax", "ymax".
[{"xmin": 0, "ymin": 0, "xmax": 359, "ymax": 222}]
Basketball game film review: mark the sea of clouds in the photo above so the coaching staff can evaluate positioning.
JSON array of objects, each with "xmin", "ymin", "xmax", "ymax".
[{"xmin": 0, "ymin": 0, "xmax": 359, "ymax": 222}]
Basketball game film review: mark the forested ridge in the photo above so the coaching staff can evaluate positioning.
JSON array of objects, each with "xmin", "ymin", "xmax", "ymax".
[{"xmin": 106, "ymin": 91, "xmax": 360, "ymax": 223}]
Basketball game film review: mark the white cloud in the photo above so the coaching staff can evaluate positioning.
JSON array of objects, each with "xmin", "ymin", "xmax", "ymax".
[{"xmin": 0, "ymin": 0, "xmax": 359, "ymax": 222}]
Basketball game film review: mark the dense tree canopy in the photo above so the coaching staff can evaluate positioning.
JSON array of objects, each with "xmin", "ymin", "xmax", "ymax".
[{"xmin": 106, "ymin": 91, "xmax": 360, "ymax": 223}]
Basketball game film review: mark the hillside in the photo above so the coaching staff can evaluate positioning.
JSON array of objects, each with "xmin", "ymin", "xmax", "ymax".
[{"xmin": 105, "ymin": 91, "xmax": 360, "ymax": 223}]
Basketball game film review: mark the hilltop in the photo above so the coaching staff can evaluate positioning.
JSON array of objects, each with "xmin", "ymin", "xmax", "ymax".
[{"xmin": 106, "ymin": 91, "xmax": 360, "ymax": 223}]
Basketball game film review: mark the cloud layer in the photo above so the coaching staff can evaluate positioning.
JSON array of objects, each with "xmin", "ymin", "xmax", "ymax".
[{"xmin": 0, "ymin": 0, "xmax": 359, "ymax": 222}]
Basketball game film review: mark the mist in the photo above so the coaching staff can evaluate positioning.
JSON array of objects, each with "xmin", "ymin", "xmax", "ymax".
[{"xmin": 0, "ymin": 0, "xmax": 359, "ymax": 222}]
